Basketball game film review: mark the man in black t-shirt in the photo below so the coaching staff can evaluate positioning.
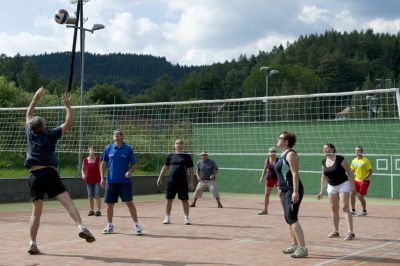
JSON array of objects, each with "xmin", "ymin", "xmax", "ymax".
[
  {"xmin": 25, "ymin": 88, "xmax": 95, "ymax": 255},
  {"xmin": 157, "ymin": 139, "xmax": 195, "ymax": 225}
]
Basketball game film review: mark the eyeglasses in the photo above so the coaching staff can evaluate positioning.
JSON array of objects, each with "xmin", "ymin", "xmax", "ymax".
[
  {"xmin": 269, "ymin": 151, "xmax": 276, "ymax": 153},
  {"xmin": 201, "ymin": 154, "xmax": 208, "ymax": 156}
]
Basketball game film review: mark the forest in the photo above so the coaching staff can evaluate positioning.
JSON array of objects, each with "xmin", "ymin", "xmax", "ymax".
[{"xmin": 0, "ymin": 29, "xmax": 399, "ymax": 107}]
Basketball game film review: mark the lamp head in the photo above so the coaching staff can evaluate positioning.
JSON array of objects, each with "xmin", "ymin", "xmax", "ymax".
[
  {"xmin": 92, "ymin": 24, "xmax": 105, "ymax": 31},
  {"xmin": 269, "ymin": 69, "xmax": 280, "ymax": 76}
]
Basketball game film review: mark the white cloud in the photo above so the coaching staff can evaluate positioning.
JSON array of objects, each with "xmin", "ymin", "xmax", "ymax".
[
  {"xmin": 332, "ymin": 10, "xmax": 358, "ymax": 32},
  {"xmin": 298, "ymin": 5, "xmax": 328, "ymax": 24},
  {"xmin": 0, "ymin": 32, "xmax": 67, "ymax": 56},
  {"xmin": 2, "ymin": 1, "xmax": 400, "ymax": 65},
  {"xmin": 366, "ymin": 18, "xmax": 400, "ymax": 34}
]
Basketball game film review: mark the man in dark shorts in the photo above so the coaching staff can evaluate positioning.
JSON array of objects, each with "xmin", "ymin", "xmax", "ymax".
[
  {"xmin": 100, "ymin": 129, "xmax": 143, "ymax": 235},
  {"xmin": 25, "ymin": 87, "xmax": 95, "ymax": 255},
  {"xmin": 157, "ymin": 139, "xmax": 195, "ymax": 225}
]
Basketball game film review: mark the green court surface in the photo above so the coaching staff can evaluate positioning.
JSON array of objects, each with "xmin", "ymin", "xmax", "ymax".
[{"xmin": 194, "ymin": 120, "xmax": 400, "ymax": 199}]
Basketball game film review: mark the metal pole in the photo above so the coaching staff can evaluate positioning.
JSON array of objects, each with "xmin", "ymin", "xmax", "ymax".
[
  {"xmin": 78, "ymin": 0, "xmax": 85, "ymax": 175},
  {"xmin": 265, "ymin": 74, "xmax": 269, "ymax": 121}
]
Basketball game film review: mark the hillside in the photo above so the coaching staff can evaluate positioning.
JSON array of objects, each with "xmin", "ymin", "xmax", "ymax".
[{"xmin": 23, "ymin": 52, "xmax": 199, "ymax": 95}]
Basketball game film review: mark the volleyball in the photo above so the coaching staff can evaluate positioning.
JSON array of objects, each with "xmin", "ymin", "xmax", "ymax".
[{"xmin": 54, "ymin": 9, "xmax": 69, "ymax": 24}]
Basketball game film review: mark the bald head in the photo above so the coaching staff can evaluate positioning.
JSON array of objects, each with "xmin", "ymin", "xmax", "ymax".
[{"xmin": 30, "ymin": 116, "xmax": 46, "ymax": 134}]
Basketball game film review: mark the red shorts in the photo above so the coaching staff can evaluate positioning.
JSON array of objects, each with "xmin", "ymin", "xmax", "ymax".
[
  {"xmin": 265, "ymin": 178, "xmax": 278, "ymax": 188},
  {"xmin": 354, "ymin": 180, "xmax": 370, "ymax": 196}
]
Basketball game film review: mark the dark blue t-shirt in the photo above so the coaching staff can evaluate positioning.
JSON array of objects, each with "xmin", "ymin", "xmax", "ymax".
[
  {"xmin": 24, "ymin": 124, "xmax": 62, "ymax": 168},
  {"xmin": 101, "ymin": 143, "xmax": 136, "ymax": 184},
  {"xmin": 274, "ymin": 149, "xmax": 302, "ymax": 191},
  {"xmin": 165, "ymin": 153, "xmax": 194, "ymax": 183}
]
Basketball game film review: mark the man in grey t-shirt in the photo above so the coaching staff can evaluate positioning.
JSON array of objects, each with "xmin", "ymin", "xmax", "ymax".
[{"xmin": 190, "ymin": 151, "xmax": 223, "ymax": 208}]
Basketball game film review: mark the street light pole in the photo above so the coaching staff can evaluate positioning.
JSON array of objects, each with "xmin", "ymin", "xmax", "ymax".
[
  {"xmin": 260, "ymin": 66, "xmax": 279, "ymax": 121},
  {"xmin": 66, "ymin": 0, "xmax": 105, "ymax": 175}
]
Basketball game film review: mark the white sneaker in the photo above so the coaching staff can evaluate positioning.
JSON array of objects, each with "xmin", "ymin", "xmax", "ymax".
[
  {"xmin": 163, "ymin": 216, "xmax": 170, "ymax": 224},
  {"xmin": 350, "ymin": 210, "xmax": 356, "ymax": 215},
  {"xmin": 184, "ymin": 216, "xmax": 191, "ymax": 225},
  {"xmin": 358, "ymin": 210, "xmax": 367, "ymax": 217},
  {"xmin": 102, "ymin": 224, "xmax": 113, "ymax": 234},
  {"xmin": 134, "ymin": 223, "xmax": 143, "ymax": 235}
]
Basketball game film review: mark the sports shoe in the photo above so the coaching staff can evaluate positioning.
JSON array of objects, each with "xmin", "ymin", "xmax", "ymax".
[
  {"xmin": 344, "ymin": 232, "xmax": 355, "ymax": 241},
  {"xmin": 189, "ymin": 203, "xmax": 196, "ymax": 207},
  {"xmin": 328, "ymin": 231, "xmax": 340, "ymax": 238},
  {"xmin": 88, "ymin": 210, "xmax": 94, "ymax": 216},
  {"xmin": 102, "ymin": 224, "xmax": 114, "ymax": 234},
  {"xmin": 358, "ymin": 210, "xmax": 367, "ymax": 217},
  {"xmin": 258, "ymin": 210, "xmax": 268, "ymax": 215},
  {"xmin": 134, "ymin": 223, "xmax": 143, "ymax": 235},
  {"xmin": 291, "ymin": 247, "xmax": 308, "ymax": 258},
  {"xmin": 218, "ymin": 203, "xmax": 223, "ymax": 208},
  {"xmin": 184, "ymin": 216, "xmax": 191, "ymax": 225},
  {"xmin": 79, "ymin": 228, "xmax": 96, "ymax": 243},
  {"xmin": 95, "ymin": 210, "xmax": 101, "ymax": 216},
  {"xmin": 350, "ymin": 210, "xmax": 356, "ymax": 215},
  {"xmin": 28, "ymin": 243, "xmax": 40, "ymax": 255},
  {"xmin": 163, "ymin": 216, "xmax": 170, "ymax": 224},
  {"xmin": 282, "ymin": 245, "xmax": 298, "ymax": 254}
]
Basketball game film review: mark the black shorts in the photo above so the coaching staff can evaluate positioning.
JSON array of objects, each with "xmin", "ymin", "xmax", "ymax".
[
  {"xmin": 104, "ymin": 182, "xmax": 133, "ymax": 203},
  {"xmin": 29, "ymin": 168, "xmax": 67, "ymax": 201},
  {"xmin": 280, "ymin": 183, "xmax": 304, "ymax": 225},
  {"xmin": 166, "ymin": 180, "xmax": 189, "ymax": 200}
]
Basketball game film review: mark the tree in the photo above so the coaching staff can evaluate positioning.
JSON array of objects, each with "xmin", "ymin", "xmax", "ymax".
[
  {"xmin": 85, "ymin": 83, "xmax": 128, "ymax": 104},
  {"xmin": 147, "ymin": 75, "xmax": 175, "ymax": 102},
  {"xmin": 17, "ymin": 59, "xmax": 42, "ymax": 92},
  {"xmin": 0, "ymin": 76, "xmax": 30, "ymax": 107}
]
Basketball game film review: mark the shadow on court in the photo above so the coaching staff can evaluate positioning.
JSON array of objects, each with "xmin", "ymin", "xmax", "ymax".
[{"xmin": 45, "ymin": 253, "xmax": 233, "ymax": 266}]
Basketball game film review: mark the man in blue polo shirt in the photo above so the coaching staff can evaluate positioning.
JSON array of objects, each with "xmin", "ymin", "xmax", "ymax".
[{"xmin": 100, "ymin": 129, "xmax": 143, "ymax": 235}]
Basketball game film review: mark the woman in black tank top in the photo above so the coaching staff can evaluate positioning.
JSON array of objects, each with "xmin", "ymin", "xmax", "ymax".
[
  {"xmin": 317, "ymin": 144, "xmax": 356, "ymax": 241},
  {"xmin": 275, "ymin": 131, "xmax": 308, "ymax": 258}
]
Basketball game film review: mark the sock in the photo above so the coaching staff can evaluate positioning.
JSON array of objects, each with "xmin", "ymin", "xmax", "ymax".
[
  {"xmin": 78, "ymin": 224, "xmax": 87, "ymax": 231},
  {"xmin": 184, "ymin": 215, "xmax": 189, "ymax": 219},
  {"xmin": 108, "ymin": 222, "xmax": 113, "ymax": 227},
  {"xmin": 30, "ymin": 240, "xmax": 36, "ymax": 246}
]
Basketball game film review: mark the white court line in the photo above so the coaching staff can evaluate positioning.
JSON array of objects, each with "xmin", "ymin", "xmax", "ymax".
[
  {"xmin": 313, "ymin": 239, "xmax": 400, "ymax": 266},
  {"xmin": 0, "ymin": 235, "xmax": 108, "ymax": 254}
]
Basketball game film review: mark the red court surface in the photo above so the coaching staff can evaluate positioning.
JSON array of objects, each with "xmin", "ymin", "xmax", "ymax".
[{"xmin": 0, "ymin": 194, "xmax": 399, "ymax": 265}]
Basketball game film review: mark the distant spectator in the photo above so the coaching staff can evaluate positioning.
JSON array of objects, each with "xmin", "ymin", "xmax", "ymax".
[
  {"xmin": 190, "ymin": 151, "xmax": 223, "ymax": 208},
  {"xmin": 350, "ymin": 146, "xmax": 372, "ymax": 217},
  {"xmin": 258, "ymin": 147, "xmax": 279, "ymax": 215},
  {"xmin": 81, "ymin": 146, "xmax": 102, "ymax": 216}
]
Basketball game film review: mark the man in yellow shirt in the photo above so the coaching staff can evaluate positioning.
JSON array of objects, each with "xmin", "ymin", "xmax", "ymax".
[{"xmin": 350, "ymin": 146, "xmax": 372, "ymax": 217}]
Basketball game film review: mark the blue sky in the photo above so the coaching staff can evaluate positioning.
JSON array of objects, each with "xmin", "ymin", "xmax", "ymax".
[{"xmin": 1, "ymin": 0, "xmax": 400, "ymax": 66}]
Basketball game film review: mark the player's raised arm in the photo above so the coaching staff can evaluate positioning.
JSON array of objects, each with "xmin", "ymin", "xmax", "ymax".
[
  {"xmin": 60, "ymin": 92, "xmax": 73, "ymax": 135},
  {"xmin": 26, "ymin": 87, "xmax": 45, "ymax": 124}
]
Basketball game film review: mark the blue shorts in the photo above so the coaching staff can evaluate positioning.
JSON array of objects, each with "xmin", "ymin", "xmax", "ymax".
[
  {"xmin": 104, "ymin": 182, "xmax": 133, "ymax": 203},
  {"xmin": 86, "ymin": 183, "xmax": 101, "ymax": 198},
  {"xmin": 29, "ymin": 168, "xmax": 66, "ymax": 201}
]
